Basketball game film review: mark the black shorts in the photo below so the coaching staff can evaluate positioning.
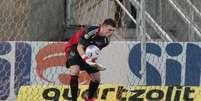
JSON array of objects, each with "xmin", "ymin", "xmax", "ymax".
[{"xmin": 67, "ymin": 50, "xmax": 99, "ymax": 74}]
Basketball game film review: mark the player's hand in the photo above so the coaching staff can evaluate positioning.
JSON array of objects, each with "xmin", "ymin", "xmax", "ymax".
[
  {"xmin": 82, "ymin": 55, "xmax": 96, "ymax": 66},
  {"xmin": 82, "ymin": 55, "xmax": 106, "ymax": 71}
]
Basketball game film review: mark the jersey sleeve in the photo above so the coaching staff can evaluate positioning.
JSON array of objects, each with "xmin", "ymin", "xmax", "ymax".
[{"xmin": 79, "ymin": 27, "xmax": 99, "ymax": 47}]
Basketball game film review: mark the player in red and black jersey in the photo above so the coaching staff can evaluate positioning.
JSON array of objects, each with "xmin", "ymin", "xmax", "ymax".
[{"xmin": 66, "ymin": 18, "xmax": 116, "ymax": 101}]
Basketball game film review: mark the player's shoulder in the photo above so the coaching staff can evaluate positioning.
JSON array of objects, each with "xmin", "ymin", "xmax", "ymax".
[
  {"xmin": 84, "ymin": 26, "xmax": 100, "ymax": 39},
  {"xmin": 86, "ymin": 26, "xmax": 99, "ymax": 30}
]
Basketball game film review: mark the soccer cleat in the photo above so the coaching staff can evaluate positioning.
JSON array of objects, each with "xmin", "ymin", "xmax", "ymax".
[
  {"xmin": 86, "ymin": 99, "xmax": 96, "ymax": 101},
  {"xmin": 83, "ymin": 96, "xmax": 96, "ymax": 101},
  {"xmin": 82, "ymin": 93, "xmax": 96, "ymax": 101}
]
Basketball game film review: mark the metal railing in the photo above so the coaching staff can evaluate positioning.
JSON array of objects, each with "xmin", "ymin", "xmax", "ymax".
[
  {"xmin": 168, "ymin": 0, "xmax": 201, "ymax": 38},
  {"xmin": 186, "ymin": 0, "xmax": 201, "ymax": 20},
  {"xmin": 114, "ymin": 0, "xmax": 152, "ymax": 41},
  {"xmin": 129, "ymin": 0, "xmax": 173, "ymax": 42}
]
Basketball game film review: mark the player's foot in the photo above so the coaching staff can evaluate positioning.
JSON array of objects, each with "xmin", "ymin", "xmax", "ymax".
[
  {"xmin": 82, "ymin": 93, "xmax": 96, "ymax": 101},
  {"xmin": 83, "ymin": 96, "xmax": 96, "ymax": 101}
]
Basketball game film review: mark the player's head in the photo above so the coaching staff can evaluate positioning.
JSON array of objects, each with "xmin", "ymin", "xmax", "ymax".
[{"xmin": 99, "ymin": 18, "xmax": 116, "ymax": 37}]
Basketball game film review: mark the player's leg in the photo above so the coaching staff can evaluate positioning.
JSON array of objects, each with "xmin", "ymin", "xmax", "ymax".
[
  {"xmin": 79, "ymin": 58, "xmax": 100, "ymax": 101},
  {"xmin": 88, "ymin": 72, "xmax": 100, "ymax": 99},
  {"xmin": 70, "ymin": 65, "xmax": 80, "ymax": 101},
  {"xmin": 82, "ymin": 72, "xmax": 100, "ymax": 101},
  {"xmin": 67, "ymin": 50, "xmax": 82, "ymax": 101}
]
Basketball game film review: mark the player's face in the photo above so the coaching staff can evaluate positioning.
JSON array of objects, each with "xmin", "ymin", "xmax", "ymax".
[{"xmin": 102, "ymin": 25, "xmax": 115, "ymax": 37}]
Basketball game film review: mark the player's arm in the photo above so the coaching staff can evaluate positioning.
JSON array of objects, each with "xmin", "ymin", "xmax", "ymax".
[
  {"xmin": 77, "ymin": 43, "xmax": 85, "ymax": 57},
  {"xmin": 77, "ymin": 28, "xmax": 97, "ymax": 66},
  {"xmin": 77, "ymin": 44, "xmax": 105, "ymax": 71},
  {"xmin": 77, "ymin": 27, "xmax": 97, "ymax": 56},
  {"xmin": 77, "ymin": 28, "xmax": 105, "ymax": 70}
]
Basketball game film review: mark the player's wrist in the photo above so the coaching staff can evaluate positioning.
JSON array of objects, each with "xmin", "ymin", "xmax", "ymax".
[
  {"xmin": 81, "ymin": 54, "xmax": 90, "ymax": 60},
  {"xmin": 81, "ymin": 54, "xmax": 97, "ymax": 66}
]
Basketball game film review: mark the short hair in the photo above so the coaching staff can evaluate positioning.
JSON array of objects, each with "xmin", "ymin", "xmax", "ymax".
[{"xmin": 102, "ymin": 18, "xmax": 116, "ymax": 27}]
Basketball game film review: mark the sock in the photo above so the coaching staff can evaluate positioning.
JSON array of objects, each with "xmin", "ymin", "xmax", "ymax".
[
  {"xmin": 88, "ymin": 80, "xmax": 100, "ymax": 99},
  {"xmin": 70, "ymin": 75, "xmax": 78, "ymax": 101}
]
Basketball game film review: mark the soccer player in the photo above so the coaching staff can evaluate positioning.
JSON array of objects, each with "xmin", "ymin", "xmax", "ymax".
[{"xmin": 67, "ymin": 18, "xmax": 116, "ymax": 101}]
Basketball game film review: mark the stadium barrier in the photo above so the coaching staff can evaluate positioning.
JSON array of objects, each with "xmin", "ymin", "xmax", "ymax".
[{"xmin": 1, "ymin": 41, "xmax": 201, "ymax": 101}]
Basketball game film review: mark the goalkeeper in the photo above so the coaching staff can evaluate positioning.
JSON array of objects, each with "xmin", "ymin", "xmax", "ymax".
[{"xmin": 66, "ymin": 18, "xmax": 116, "ymax": 101}]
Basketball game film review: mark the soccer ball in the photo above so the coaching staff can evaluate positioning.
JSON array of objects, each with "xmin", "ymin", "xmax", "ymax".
[{"xmin": 85, "ymin": 45, "xmax": 101, "ymax": 60}]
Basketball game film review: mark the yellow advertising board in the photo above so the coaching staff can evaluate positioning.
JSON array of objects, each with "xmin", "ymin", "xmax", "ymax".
[{"xmin": 17, "ymin": 84, "xmax": 201, "ymax": 101}]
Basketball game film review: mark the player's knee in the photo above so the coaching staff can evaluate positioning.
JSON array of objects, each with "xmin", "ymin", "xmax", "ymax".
[
  {"xmin": 90, "ymin": 73, "xmax": 101, "ymax": 82},
  {"xmin": 70, "ymin": 65, "xmax": 80, "ymax": 75},
  {"xmin": 91, "ymin": 78, "xmax": 101, "ymax": 83},
  {"xmin": 90, "ymin": 75, "xmax": 101, "ymax": 82},
  {"xmin": 91, "ymin": 79, "xmax": 100, "ymax": 86}
]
